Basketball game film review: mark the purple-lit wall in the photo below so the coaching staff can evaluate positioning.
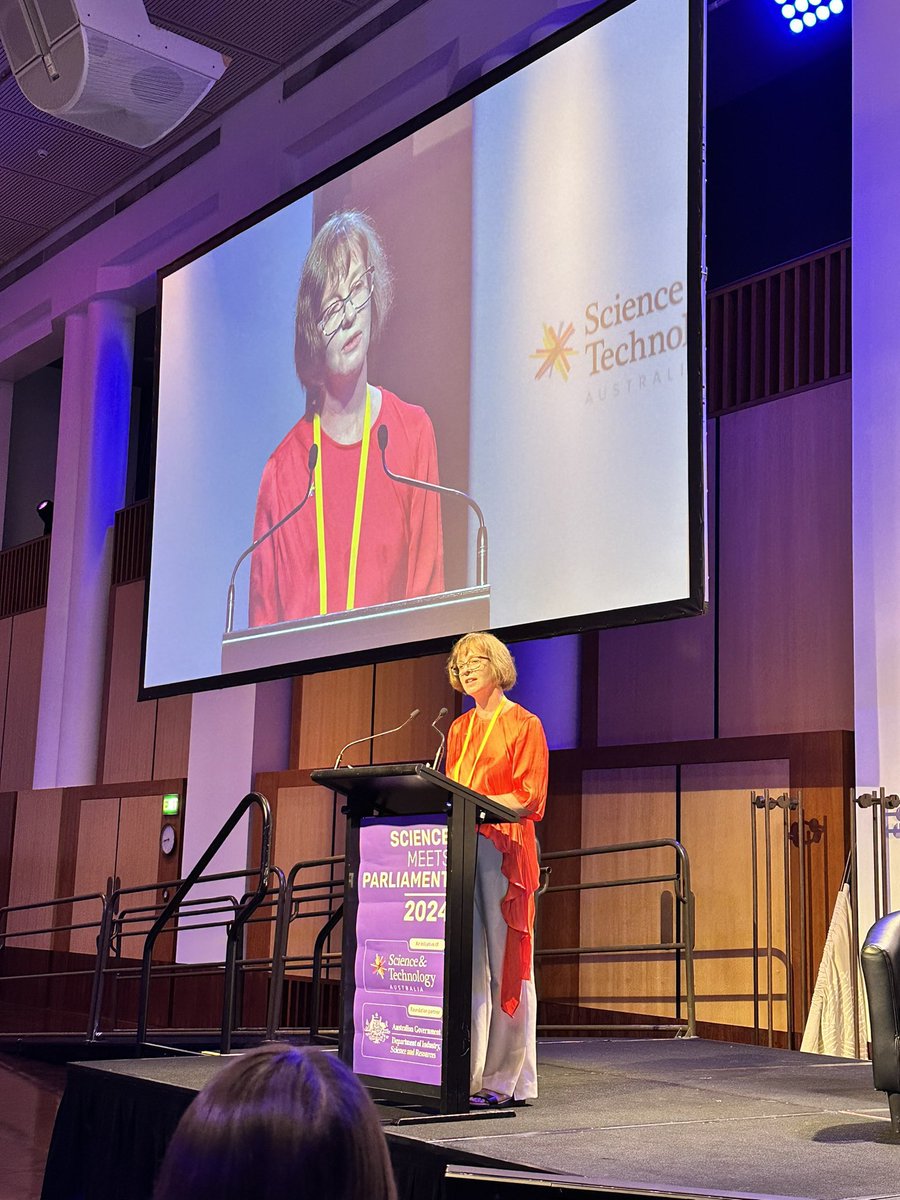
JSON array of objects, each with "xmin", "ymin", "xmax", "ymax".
[{"xmin": 852, "ymin": 2, "xmax": 900, "ymax": 930}]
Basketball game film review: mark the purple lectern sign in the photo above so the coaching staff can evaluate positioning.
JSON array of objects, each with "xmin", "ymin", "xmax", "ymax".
[{"xmin": 353, "ymin": 814, "xmax": 447, "ymax": 1087}]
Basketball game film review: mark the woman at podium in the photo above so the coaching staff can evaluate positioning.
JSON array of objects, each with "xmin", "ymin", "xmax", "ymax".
[
  {"xmin": 445, "ymin": 632, "xmax": 549, "ymax": 1107},
  {"xmin": 249, "ymin": 210, "xmax": 444, "ymax": 626}
]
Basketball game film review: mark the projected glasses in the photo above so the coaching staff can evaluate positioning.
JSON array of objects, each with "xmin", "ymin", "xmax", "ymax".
[
  {"xmin": 319, "ymin": 267, "xmax": 375, "ymax": 337},
  {"xmin": 451, "ymin": 656, "xmax": 490, "ymax": 680}
]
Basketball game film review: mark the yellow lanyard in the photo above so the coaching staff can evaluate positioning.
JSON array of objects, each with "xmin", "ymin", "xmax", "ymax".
[
  {"xmin": 312, "ymin": 385, "xmax": 372, "ymax": 615},
  {"xmin": 450, "ymin": 703, "xmax": 505, "ymax": 789}
]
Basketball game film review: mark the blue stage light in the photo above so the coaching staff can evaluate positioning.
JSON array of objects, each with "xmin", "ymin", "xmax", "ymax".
[{"xmin": 780, "ymin": 0, "xmax": 844, "ymax": 34}]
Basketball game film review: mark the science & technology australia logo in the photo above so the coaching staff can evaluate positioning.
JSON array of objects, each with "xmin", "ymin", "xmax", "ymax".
[
  {"xmin": 530, "ymin": 321, "xmax": 578, "ymax": 381},
  {"xmin": 530, "ymin": 279, "xmax": 686, "ymax": 386}
]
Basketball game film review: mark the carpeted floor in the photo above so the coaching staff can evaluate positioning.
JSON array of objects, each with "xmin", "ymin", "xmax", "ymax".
[
  {"xmin": 0, "ymin": 1052, "xmax": 67, "ymax": 1200},
  {"xmin": 392, "ymin": 1038, "xmax": 900, "ymax": 1199}
]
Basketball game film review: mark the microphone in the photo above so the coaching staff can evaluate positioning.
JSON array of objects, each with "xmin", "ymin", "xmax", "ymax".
[
  {"xmin": 333, "ymin": 708, "xmax": 421, "ymax": 769},
  {"xmin": 430, "ymin": 706, "xmax": 449, "ymax": 771},
  {"xmin": 225, "ymin": 444, "xmax": 318, "ymax": 633},
  {"xmin": 377, "ymin": 424, "xmax": 488, "ymax": 587}
]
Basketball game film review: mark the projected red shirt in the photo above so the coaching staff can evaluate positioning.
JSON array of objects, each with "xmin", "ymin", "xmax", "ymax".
[{"xmin": 249, "ymin": 387, "xmax": 444, "ymax": 626}]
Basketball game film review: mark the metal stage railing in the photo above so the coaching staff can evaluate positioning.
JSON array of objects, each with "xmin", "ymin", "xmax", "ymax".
[
  {"xmin": 0, "ymin": 815, "xmax": 695, "ymax": 1048},
  {"xmin": 849, "ymin": 786, "xmax": 900, "ymax": 1059},
  {"xmin": 749, "ymin": 789, "xmax": 808, "ymax": 1048},
  {"xmin": 534, "ymin": 838, "xmax": 696, "ymax": 1037},
  {"xmin": 0, "ymin": 869, "xmax": 347, "ymax": 1051}
]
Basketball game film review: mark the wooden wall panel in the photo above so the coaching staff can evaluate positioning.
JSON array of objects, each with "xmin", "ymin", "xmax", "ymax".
[
  {"xmin": 70, "ymin": 796, "xmax": 119, "ymax": 955},
  {"xmin": 5, "ymin": 789, "xmax": 63, "ymax": 949},
  {"xmin": 114, "ymin": 794, "xmax": 170, "ymax": 955},
  {"xmin": 579, "ymin": 766, "xmax": 677, "ymax": 1018},
  {"xmin": 115, "ymin": 794, "xmax": 167, "ymax": 891},
  {"xmin": 294, "ymin": 665, "xmax": 374, "ymax": 770},
  {"xmin": 0, "ymin": 791, "xmax": 15, "ymax": 911},
  {"xmin": 0, "ymin": 619, "xmax": 13, "ymax": 772},
  {"xmin": 272, "ymin": 784, "xmax": 341, "ymax": 966},
  {"xmin": 597, "ymin": 427, "xmax": 716, "ymax": 746},
  {"xmin": 718, "ymin": 380, "xmax": 853, "ymax": 736},
  {"xmin": 0, "ymin": 608, "xmax": 45, "ymax": 790},
  {"xmin": 100, "ymin": 582, "xmax": 155, "ymax": 784},
  {"xmin": 153, "ymin": 693, "xmax": 192, "ymax": 780},
  {"xmin": 372, "ymin": 655, "xmax": 455, "ymax": 764},
  {"xmin": 536, "ymin": 760, "xmax": 582, "ymax": 1005},
  {"xmin": 681, "ymin": 760, "xmax": 789, "ymax": 1033}
]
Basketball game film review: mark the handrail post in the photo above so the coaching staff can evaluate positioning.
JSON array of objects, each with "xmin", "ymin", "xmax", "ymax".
[
  {"xmin": 679, "ymin": 846, "xmax": 696, "ymax": 1038},
  {"xmin": 220, "ymin": 918, "xmax": 240, "ymax": 1055},
  {"xmin": 137, "ymin": 791, "xmax": 272, "ymax": 1051},
  {"xmin": 221, "ymin": 868, "xmax": 279, "ymax": 1053},
  {"xmin": 87, "ymin": 890, "xmax": 114, "ymax": 1041},
  {"xmin": 266, "ymin": 870, "xmax": 290, "ymax": 1040},
  {"xmin": 310, "ymin": 904, "xmax": 344, "ymax": 1042}
]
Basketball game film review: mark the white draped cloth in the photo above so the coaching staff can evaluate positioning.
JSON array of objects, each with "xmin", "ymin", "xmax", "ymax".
[{"xmin": 801, "ymin": 883, "xmax": 869, "ymax": 1058}]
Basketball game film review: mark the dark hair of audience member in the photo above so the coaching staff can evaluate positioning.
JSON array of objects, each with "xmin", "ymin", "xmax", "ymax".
[{"xmin": 152, "ymin": 1043, "xmax": 397, "ymax": 1200}]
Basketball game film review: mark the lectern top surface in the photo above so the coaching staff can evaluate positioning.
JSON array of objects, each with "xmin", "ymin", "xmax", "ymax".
[{"xmin": 310, "ymin": 764, "xmax": 518, "ymax": 823}]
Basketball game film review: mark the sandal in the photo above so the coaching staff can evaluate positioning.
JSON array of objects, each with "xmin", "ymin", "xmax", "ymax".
[{"xmin": 469, "ymin": 1088, "xmax": 513, "ymax": 1108}]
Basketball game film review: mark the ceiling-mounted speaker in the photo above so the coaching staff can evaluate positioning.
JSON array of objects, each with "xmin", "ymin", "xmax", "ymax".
[{"xmin": 0, "ymin": 0, "xmax": 227, "ymax": 148}]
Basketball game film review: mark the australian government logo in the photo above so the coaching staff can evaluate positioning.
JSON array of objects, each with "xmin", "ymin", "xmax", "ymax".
[
  {"xmin": 364, "ymin": 1011, "xmax": 390, "ymax": 1045},
  {"xmin": 530, "ymin": 278, "xmax": 687, "ymax": 402}
]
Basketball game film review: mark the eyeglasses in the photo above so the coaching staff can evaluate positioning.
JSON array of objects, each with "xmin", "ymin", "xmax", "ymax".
[
  {"xmin": 450, "ymin": 655, "xmax": 490, "ymax": 679},
  {"xmin": 319, "ymin": 267, "xmax": 375, "ymax": 338}
]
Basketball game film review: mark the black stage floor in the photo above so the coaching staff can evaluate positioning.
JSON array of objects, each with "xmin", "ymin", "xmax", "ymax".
[{"xmin": 40, "ymin": 1038, "xmax": 900, "ymax": 1200}]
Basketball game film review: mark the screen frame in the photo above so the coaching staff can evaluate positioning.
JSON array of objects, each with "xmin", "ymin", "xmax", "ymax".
[{"xmin": 140, "ymin": 0, "xmax": 707, "ymax": 701}]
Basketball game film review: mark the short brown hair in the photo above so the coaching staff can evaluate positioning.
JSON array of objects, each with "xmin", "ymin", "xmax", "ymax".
[
  {"xmin": 153, "ymin": 1043, "xmax": 396, "ymax": 1200},
  {"xmin": 294, "ymin": 210, "xmax": 394, "ymax": 412},
  {"xmin": 447, "ymin": 631, "xmax": 517, "ymax": 693}
]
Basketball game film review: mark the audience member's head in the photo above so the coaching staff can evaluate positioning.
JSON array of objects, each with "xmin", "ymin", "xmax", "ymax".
[{"xmin": 153, "ymin": 1043, "xmax": 397, "ymax": 1200}]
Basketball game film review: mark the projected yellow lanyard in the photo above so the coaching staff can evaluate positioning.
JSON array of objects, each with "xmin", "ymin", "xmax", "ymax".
[{"xmin": 312, "ymin": 385, "xmax": 373, "ymax": 615}]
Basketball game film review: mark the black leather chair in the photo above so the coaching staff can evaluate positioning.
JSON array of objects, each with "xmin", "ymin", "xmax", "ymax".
[{"xmin": 861, "ymin": 911, "xmax": 900, "ymax": 1131}]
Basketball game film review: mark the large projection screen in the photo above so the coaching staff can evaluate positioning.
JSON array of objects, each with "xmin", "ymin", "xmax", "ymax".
[{"xmin": 142, "ymin": 0, "xmax": 705, "ymax": 698}]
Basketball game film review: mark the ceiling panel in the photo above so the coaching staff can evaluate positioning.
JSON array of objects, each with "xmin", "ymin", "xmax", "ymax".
[
  {"xmin": 0, "ymin": 213, "xmax": 44, "ymax": 261},
  {"xmin": 147, "ymin": 0, "xmax": 356, "ymax": 63},
  {"xmin": 0, "ymin": 165, "xmax": 91, "ymax": 227},
  {"xmin": 0, "ymin": 109, "xmax": 144, "ymax": 194}
]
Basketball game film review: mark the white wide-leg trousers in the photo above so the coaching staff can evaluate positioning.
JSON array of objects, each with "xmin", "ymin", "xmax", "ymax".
[{"xmin": 469, "ymin": 836, "xmax": 537, "ymax": 1099}]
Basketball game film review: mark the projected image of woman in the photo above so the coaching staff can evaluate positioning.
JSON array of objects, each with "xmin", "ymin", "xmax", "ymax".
[{"xmin": 249, "ymin": 210, "xmax": 444, "ymax": 626}]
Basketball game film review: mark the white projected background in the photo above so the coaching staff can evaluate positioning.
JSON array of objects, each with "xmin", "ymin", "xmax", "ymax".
[{"xmin": 470, "ymin": 0, "xmax": 690, "ymax": 628}]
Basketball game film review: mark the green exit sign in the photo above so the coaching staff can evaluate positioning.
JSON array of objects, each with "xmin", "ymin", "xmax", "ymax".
[{"xmin": 162, "ymin": 794, "xmax": 180, "ymax": 816}]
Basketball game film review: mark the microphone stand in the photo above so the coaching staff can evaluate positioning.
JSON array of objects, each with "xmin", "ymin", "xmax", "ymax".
[
  {"xmin": 431, "ymin": 707, "xmax": 449, "ymax": 771},
  {"xmin": 225, "ymin": 444, "xmax": 318, "ymax": 633},
  {"xmin": 333, "ymin": 708, "xmax": 421, "ymax": 768},
  {"xmin": 377, "ymin": 425, "xmax": 488, "ymax": 587}
]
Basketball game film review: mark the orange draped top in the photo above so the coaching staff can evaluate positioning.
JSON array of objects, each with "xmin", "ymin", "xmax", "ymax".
[{"xmin": 446, "ymin": 702, "xmax": 549, "ymax": 1016}]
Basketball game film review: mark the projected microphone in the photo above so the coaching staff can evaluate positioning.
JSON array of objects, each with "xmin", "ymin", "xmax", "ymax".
[
  {"xmin": 333, "ymin": 708, "xmax": 421, "ymax": 769},
  {"xmin": 430, "ymin": 706, "xmax": 449, "ymax": 771},
  {"xmin": 377, "ymin": 424, "xmax": 488, "ymax": 586},
  {"xmin": 225, "ymin": 444, "xmax": 318, "ymax": 633}
]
